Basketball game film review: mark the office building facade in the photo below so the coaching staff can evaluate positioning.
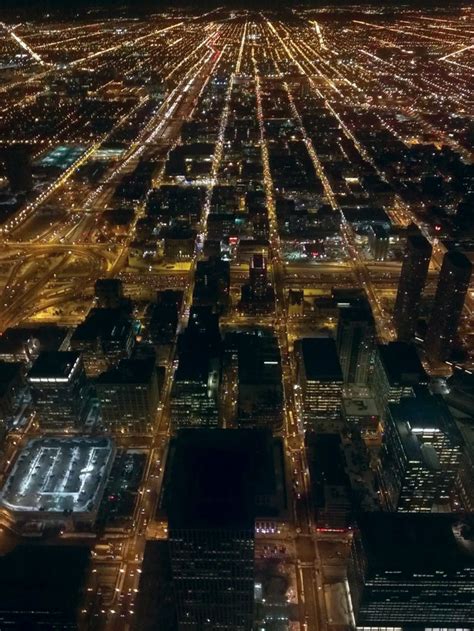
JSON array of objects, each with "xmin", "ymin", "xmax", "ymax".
[
  {"xmin": 165, "ymin": 430, "xmax": 266, "ymax": 630},
  {"xmin": 336, "ymin": 300, "xmax": 375, "ymax": 385},
  {"xmin": 383, "ymin": 393, "xmax": 463, "ymax": 512},
  {"xmin": 27, "ymin": 351, "xmax": 91, "ymax": 429},
  {"xmin": 295, "ymin": 338, "xmax": 343, "ymax": 430},
  {"xmin": 349, "ymin": 513, "xmax": 474, "ymax": 628},
  {"xmin": 96, "ymin": 358, "xmax": 160, "ymax": 434}
]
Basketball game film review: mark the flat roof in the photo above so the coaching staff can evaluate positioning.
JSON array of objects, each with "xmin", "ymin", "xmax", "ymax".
[
  {"xmin": 388, "ymin": 392, "xmax": 463, "ymax": 464},
  {"xmin": 377, "ymin": 342, "xmax": 426, "ymax": 385},
  {"xmin": 0, "ymin": 436, "xmax": 114, "ymax": 515},
  {"xmin": 96, "ymin": 357, "xmax": 156, "ymax": 385},
  {"xmin": 36, "ymin": 145, "xmax": 86, "ymax": 169},
  {"xmin": 165, "ymin": 428, "xmax": 276, "ymax": 530},
  {"xmin": 357, "ymin": 513, "xmax": 474, "ymax": 572},
  {"xmin": 28, "ymin": 351, "xmax": 81, "ymax": 381},
  {"xmin": 238, "ymin": 332, "xmax": 282, "ymax": 385},
  {"xmin": 0, "ymin": 544, "xmax": 90, "ymax": 623},
  {"xmin": 342, "ymin": 397, "xmax": 378, "ymax": 417},
  {"xmin": 297, "ymin": 338, "xmax": 343, "ymax": 381},
  {"xmin": 71, "ymin": 308, "xmax": 132, "ymax": 343},
  {"xmin": 305, "ymin": 432, "xmax": 350, "ymax": 487},
  {"xmin": 0, "ymin": 326, "xmax": 67, "ymax": 355}
]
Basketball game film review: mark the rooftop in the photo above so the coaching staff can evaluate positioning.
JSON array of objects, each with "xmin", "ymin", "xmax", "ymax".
[
  {"xmin": 388, "ymin": 391, "xmax": 463, "ymax": 465},
  {"xmin": 0, "ymin": 436, "xmax": 115, "ymax": 516},
  {"xmin": 342, "ymin": 397, "xmax": 379, "ymax": 418},
  {"xmin": 0, "ymin": 544, "xmax": 90, "ymax": 624},
  {"xmin": 165, "ymin": 428, "xmax": 276, "ymax": 530},
  {"xmin": 377, "ymin": 342, "xmax": 426, "ymax": 386},
  {"xmin": 71, "ymin": 308, "xmax": 132, "ymax": 343},
  {"xmin": 28, "ymin": 351, "xmax": 81, "ymax": 382},
  {"xmin": 297, "ymin": 337, "xmax": 343, "ymax": 382},
  {"xmin": 357, "ymin": 513, "xmax": 474, "ymax": 572},
  {"xmin": 96, "ymin": 357, "xmax": 156, "ymax": 385}
]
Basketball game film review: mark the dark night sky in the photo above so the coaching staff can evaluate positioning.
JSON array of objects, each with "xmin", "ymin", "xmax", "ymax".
[{"xmin": 0, "ymin": 0, "xmax": 464, "ymax": 15}]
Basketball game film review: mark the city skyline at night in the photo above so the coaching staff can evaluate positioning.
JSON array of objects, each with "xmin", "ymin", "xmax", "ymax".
[{"xmin": 0, "ymin": 3, "xmax": 472, "ymax": 630}]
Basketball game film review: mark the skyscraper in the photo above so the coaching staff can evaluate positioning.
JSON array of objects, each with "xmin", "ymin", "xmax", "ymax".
[
  {"xmin": 372, "ymin": 341, "xmax": 427, "ymax": 416},
  {"xmin": 348, "ymin": 513, "xmax": 474, "ymax": 628},
  {"xmin": 393, "ymin": 233, "xmax": 432, "ymax": 341},
  {"xmin": 295, "ymin": 338, "xmax": 343, "ymax": 431},
  {"xmin": 27, "ymin": 351, "xmax": 91, "ymax": 430},
  {"xmin": 425, "ymin": 250, "xmax": 472, "ymax": 362},
  {"xmin": 96, "ymin": 357, "xmax": 161, "ymax": 434},
  {"xmin": 336, "ymin": 299, "xmax": 375, "ymax": 385},
  {"xmin": 2, "ymin": 146, "xmax": 33, "ymax": 193},
  {"xmin": 249, "ymin": 253, "xmax": 267, "ymax": 299},
  {"xmin": 383, "ymin": 391, "xmax": 463, "ymax": 512},
  {"xmin": 165, "ymin": 429, "xmax": 265, "ymax": 630}
]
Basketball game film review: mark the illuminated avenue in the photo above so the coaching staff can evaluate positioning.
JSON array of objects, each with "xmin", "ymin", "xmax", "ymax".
[{"xmin": 0, "ymin": 4, "xmax": 472, "ymax": 631}]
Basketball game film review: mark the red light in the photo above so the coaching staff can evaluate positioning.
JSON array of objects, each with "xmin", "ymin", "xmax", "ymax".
[{"xmin": 435, "ymin": 225, "xmax": 441, "ymax": 232}]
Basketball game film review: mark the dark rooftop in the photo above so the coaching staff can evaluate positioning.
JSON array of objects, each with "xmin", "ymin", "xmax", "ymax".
[
  {"xmin": 165, "ymin": 428, "xmax": 276, "ymax": 530},
  {"xmin": 0, "ymin": 361, "xmax": 23, "ymax": 396},
  {"xmin": 377, "ymin": 342, "xmax": 426, "ymax": 386},
  {"xmin": 0, "ymin": 544, "xmax": 90, "ymax": 626},
  {"xmin": 71, "ymin": 308, "xmax": 132, "ymax": 343},
  {"xmin": 445, "ymin": 249, "xmax": 472, "ymax": 271},
  {"xmin": 28, "ymin": 351, "xmax": 81, "ymax": 380},
  {"xmin": 0, "ymin": 326, "xmax": 67, "ymax": 356},
  {"xmin": 357, "ymin": 513, "xmax": 474, "ymax": 572},
  {"xmin": 96, "ymin": 357, "xmax": 156, "ymax": 385},
  {"xmin": 297, "ymin": 338, "xmax": 343, "ymax": 382}
]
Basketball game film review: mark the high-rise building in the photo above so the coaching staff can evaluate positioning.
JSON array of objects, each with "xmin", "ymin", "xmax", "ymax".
[
  {"xmin": 249, "ymin": 253, "xmax": 267, "ymax": 298},
  {"xmin": 383, "ymin": 391, "xmax": 463, "ymax": 512},
  {"xmin": 95, "ymin": 357, "xmax": 161, "ymax": 434},
  {"xmin": 295, "ymin": 338, "xmax": 343, "ymax": 431},
  {"xmin": 425, "ymin": 250, "xmax": 472, "ymax": 363},
  {"xmin": 0, "ymin": 361, "xmax": 27, "ymax": 438},
  {"xmin": 240, "ymin": 253, "xmax": 274, "ymax": 313},
  {"xmin": 336, "ymin": 298, "xmax": 375, "ymax": 385},
  {"xmin": 305, "ymin": 432, "xmax": 352, "ymax": 530},
  {"xmin": 147, "ymin": 290, "xmax": 182, "ymax": 346},
  {"xmin": 393, "ymin": 233, "xmax": 432, "ymax": 341},
  {"xmin": 372, "ymin": 341, "xmax": 427, "ymax": 416},
  {"xmin": 0, "ymin": 544, "xmax": 90, "ymax": 628},
  {"xmin": 70, "ymin": 308, "xmax": 135, "ymax": 376},
  {"xmin": 164, "ymin": 429, "xmax": 265, "ymax": 630},
  {"xmin": 170, "ymin": 354, "xmax": 219, "ymax": 431},
  {"xmin": 177, "ymin": 306, "xmax": 221, "ymax": 360},
  {"xmin": 348, "ymin": 513, "xmax": 474, "ymax": 628},
  {"xmin": 94, "ymin": 278, "xmax": 124, "ymax": 309},
  {"xmin": 170, "ymin": 307, "xmax": 221, "ymax": 432},
  {"xmin": 2, "ymin": 146, "xmax": 33, "ymax": 193},
  {"xmin": 193, "ymin": 257, "xmax": 230, "ymax": 311},
  {"xmin": 27, "ymin": 351, "xmax": 91, "ymax": 429},
  {"xmin": 368, "ymin": 225, "xmax": 389, "ymax": 261},
  {"xmin": 236, "ymin": 331, "xmax": 283, "ymax": 432}
]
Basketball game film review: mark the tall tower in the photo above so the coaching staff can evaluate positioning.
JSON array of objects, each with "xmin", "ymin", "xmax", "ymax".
[
  {"xmin": 2, "ymin": 146, "xmax": 33, "ymax": 193},
  {"xmin": 166, "ymin": 429, "xmax": 259, "ymax": 631},
  {"xmin": 249, "ymin": 253, "xmax": 267, "ymax": 299},
  {"xmin": 425, "ymin": 251, "xmax": 472, "ymax": 363},
  {"xmin": 393, "ymin": 234, "xmax": 432, "ymax": 341},
  {"xmin": 337, "ymin": 300, "xmax": 375, "ymax": 385}
]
